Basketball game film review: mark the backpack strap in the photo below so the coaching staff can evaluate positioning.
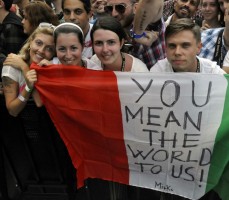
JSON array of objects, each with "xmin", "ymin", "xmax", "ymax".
[{"xmin": 213, "ymin": 29, "xmax": 224, "ymax": 67}]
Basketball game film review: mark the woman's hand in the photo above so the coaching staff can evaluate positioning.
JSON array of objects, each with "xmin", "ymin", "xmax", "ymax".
[
  {"xmin": 26, "ymin": 69, "xmax": 37, "ymax": 90},
  {"xmin": 3, "ymin": 53, "xmax": 29, "ymax": 71},
  {"xmin": 201, "ymin": 22, "xmax": 211, "ymax": 31},
  {"xmin": 38, "ymin": 59, "xmax": 52, "ymax": 66}
]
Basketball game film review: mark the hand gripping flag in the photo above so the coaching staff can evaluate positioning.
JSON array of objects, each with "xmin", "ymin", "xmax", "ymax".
[{"xmin": 31, "ymin": 63, "xmax": 229, "ymax": 200}]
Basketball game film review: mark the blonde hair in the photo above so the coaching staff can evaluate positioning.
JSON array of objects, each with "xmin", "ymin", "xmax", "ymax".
[{"xmin": 19, "ymin": 27, "xmax": 54, "ymax": 64}]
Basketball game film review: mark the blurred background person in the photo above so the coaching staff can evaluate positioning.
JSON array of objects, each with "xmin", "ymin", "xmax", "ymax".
[
  {"xmin": 90, "ymin": 0, "xmax": 108, "ymax": 23},
  {"xmin": 22, "ymin": 1, "xmax": 59, "ymax": 35},
  {"xmin": 200, "ymin": 0, "xmax": 224, "ymax": 31},
  {"xmin": 62, "ymin": 0, "xmax": 93, "ymax": 58}
]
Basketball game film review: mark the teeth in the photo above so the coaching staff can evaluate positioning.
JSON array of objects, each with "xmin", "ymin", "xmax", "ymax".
[{"xmin": 36, "ymin": 53, "xmax": 43, "ymax": 58}]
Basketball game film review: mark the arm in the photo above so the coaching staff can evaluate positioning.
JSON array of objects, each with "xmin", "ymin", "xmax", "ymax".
[
  {"xmin": 133, "ymin": 0, "xmax": 163, "ymax": 34},
  {"xmin": 2, "ymin": 77, "xmax": 31, "ymax": 117},
  {"xmin": 133, "ymin": 0, "xmax": 164, "ymax": 46}
]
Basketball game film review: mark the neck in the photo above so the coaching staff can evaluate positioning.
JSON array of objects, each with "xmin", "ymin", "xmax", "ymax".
[
  {"xmin": 83, "ymin": 23, "xmax": 90, "ymax": 37},
  {"xmin": 0, "ymin": 10, "xmax": 9, "ymax": 23},
  {"xmin": 203, "ymin": 19, "xmax": 221, "ymax": 28}
]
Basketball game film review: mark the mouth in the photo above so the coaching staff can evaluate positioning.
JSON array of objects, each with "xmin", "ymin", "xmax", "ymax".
[
  {"xmin": 172, "ymin": 60, "xmax": 185, "ymax": 65},
  {"xmin": 35, "ymin": 53, "xmax": 44, "ymax": 60},
  {"xmin": 180, "ymin": 7, "xmax": 189, "ymax": 14}
]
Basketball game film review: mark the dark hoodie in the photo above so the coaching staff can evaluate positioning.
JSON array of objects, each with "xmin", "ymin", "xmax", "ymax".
[{"xmin": 0, "ymin": 11, "xmax": 27, "ymax": 63}]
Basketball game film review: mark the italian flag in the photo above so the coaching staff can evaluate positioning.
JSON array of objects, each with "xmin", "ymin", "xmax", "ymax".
[{"xmin": 32, "ymin": 64, "xmax": 229, "ymax": 200}]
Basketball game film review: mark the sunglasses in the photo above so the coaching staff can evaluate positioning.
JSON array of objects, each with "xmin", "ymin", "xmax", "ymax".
[
  {"xmin": 39, "ymin": 22, "xmax": 56, "ymax": 30},
  {"xmin": 104, "ymin": 3, "xmax": 132, "ymax": 14}
]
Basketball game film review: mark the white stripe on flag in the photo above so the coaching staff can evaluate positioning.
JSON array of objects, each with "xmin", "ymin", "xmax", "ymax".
[{"xmin": 115, "ymin": 73, "xmax": 227, "ymax": 199}]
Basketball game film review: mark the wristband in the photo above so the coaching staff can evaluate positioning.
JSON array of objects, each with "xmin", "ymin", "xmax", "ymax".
[
  {"xmin": 130, "ymin": 29, "xmax": 146, "ymax": 39},
  {"xmin": 25, "ymin": 84, "xmax": 33, "ymax": 93},
  {"xmin": 18, "ymin": 94, "xmax": 27, "ymax": 103}
]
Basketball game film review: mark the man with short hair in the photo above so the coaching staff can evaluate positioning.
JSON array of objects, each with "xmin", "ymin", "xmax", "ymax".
[
  {"xmin": 62, "ymin": 0, "xmax": 93, "ymax": 58},
  {"xmin": 165, "ymin": 0, "xmax": 201, "ymax": 26},
  {"xmin": 150, "ymin": 18, "xmax": 225, "ymax": 74},
  {"xmin": 104, "ymin": 0, "xmax": 166, "ymax": 70}
]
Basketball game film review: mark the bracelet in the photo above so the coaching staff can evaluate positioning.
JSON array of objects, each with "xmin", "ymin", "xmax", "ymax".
[
  {"xmin": 130, "ymin": 29, "xmax": 146, "ymax": 39},
  {"xmin": 18, "ymin": 94, "xmax": 27, "ymax": 103},
  {"xmin": 25, "ymin": 84, "xmax": 33, "ymax": 93}
]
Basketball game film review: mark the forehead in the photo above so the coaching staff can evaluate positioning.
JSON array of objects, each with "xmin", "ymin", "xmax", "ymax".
[
  {"xmin": 166, "ymin": 30, "xmax": 196, "ymax": 43},
  {"xmin": 202, "ymin": 0, "xmax": 216, "ymax": 3},
  {"xmin": 93, "ymin": 29, "xmax": 119, "ymax": 39},
  {"xmin": 33, "ymin": 33, "xmax": 53, "ymax": 42},
  {"xmin": 107, "ymin": 0, "xmax": 131, "ymax": 4},
  {"xmin": 64, "ymin": 0, "xmax": 85, "ymax": 9}
]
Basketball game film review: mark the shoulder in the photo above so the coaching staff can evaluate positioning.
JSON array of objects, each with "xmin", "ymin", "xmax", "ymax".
[
  {"xmin": 3, "ymin": 12, "xmax": 23, "ymax": 26},
  {"xmin": 150, "ymin": 58, "xmax": 173, "ymax": 72},
  {"xmin": 198, "ymin": 57, "xmax": 226, "ymax": 74},
  {"xmin": 201, "ymin": 28, "xmax": 224, "ymax": 38},
  {"xmin": 129, "ymin": 55, "xmax": 149, "ymax": 72},
  {"xmin": 1, "ymin": 65, "xmax": 22, "ymax": 82},
  {"xmin": 83, "ymin": 57, "xmax": 102, "ymax": 70}
]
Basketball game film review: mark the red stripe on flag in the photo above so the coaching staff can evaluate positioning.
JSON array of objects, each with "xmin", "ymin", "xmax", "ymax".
[{"xmin": 31, "ymin": 63, "xmax": 129, "ymax": 187}]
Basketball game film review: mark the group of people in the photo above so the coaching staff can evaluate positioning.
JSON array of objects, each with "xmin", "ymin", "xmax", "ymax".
[{"xmin": 1, "ymin": 0, "xmax": 229, "ymax": 199}]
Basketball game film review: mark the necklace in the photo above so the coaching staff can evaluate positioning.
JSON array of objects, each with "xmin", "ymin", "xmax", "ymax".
[
  {"xmin": 81, "ymin": 59, "xmax": 86, "ymax": 68},
  {"xmin": 120, "ymin": 52, "xmax": 126, "ymax": 72},
  {"xmin": 196, "ymin": 58, "xmax": 200, "ymax": 73}
]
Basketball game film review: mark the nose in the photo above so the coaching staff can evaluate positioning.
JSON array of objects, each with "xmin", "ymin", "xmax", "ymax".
[
  {"xmin": 223, "ymin": 2, "xmax": 229, "ymax": 11},
  {"xmin": 70, "ymin": 11, "xmax": 76, "ymax": 21},
  {"xmin": 111, "ymin": 6, "xmax": 119, "ymax": 17},
  {"xmin": 174, "ymin": 46, "xmax": 182, "ymax": 55},
  {"xmin": 39, "ymin": 45, "xmax": 46, "ymax": 53},
  {"xmin": 102, "ymin": 43, "xmax": 109, "ymax": 52},
  {"xmin": 65, "ymin": 49, "xmax": 72, "ymax": 58}
]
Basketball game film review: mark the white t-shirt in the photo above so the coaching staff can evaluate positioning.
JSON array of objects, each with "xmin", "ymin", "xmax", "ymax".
[
  {"xmin": 2, "ymin": 66, "xmax": 25, "ymax": 92},
  {"xmin": 90, "ymin": 54, "xmax": 149, "ymax": 72},
  {"xmin": 150, "ymin": 57, "xmax": 226, "ymax": 74},
  {"xmin": 223, "ymin": 51, "xmax": 229, "ymax": 67},
  {"xmin": 82, "ymin": 23, "xmax": 93, "ymax": 59}
]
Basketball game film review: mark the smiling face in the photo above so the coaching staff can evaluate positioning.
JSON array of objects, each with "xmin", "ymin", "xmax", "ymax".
[
  {"xmin": 56, "ymin": 33, "xmax": 83, "ymax": 66},
  {"xmin": 63, "ymin": 0, "xmax": 91, "ymax": 35},
  {"xmin": 166, "ymin": 30, "xmax": 202, "ymax": 72},
  {"xmin": 29, "ymin": 33, "xmax": 55, "ymax": 64},
  {"xmin": 92, "ymin": 29, "xmax": 124, "ymax": 67},
  {"xmin": 201, "ymin": 0, "xmax": 220, "ymax": 21},
  {"xmin": 106, "ymin": 0, "xmax": 135, "ymax": 28},
  {"xmin": 174, "ymin": 0, "xmax": 199, "ymax": 19}
]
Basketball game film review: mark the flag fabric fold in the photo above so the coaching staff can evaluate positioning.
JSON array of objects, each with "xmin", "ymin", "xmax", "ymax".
[{"xmin": 31, "ymin": 63, "xmax": 229, "ymax": 200}]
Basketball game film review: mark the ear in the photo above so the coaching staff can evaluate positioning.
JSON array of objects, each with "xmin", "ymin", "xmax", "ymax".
[
  {"xmin": 120, "ymin": 39, "xmax": 125, "ymax": 49},
  {"xmin": 133, "ymin": 3, "xmax": 139, "ymax": 15},
  {"xmin": 88, "ymin": 10, "xmax": 93, "ymax": 20},
  {"xmin": 0, "ymin": 0, "xmax": 4, "ymax": 8},
  {"xmin": 196, "ymin": 42, "xmax": 202, "ymax": 54}
]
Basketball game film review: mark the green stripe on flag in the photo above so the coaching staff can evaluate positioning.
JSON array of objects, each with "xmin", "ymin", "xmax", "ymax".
[{"xmin": 207, "ymin": 74, "xmax": 229, "ymax": 199}]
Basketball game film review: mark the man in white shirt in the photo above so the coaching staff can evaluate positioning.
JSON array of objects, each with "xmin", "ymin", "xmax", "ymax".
[{"xmin": 151, "ymin": 18, "xmax": 225, "ymax": 74}]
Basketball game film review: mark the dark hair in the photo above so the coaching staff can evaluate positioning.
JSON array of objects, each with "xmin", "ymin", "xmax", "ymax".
[
  {"xmin": 90, "ymin": 16, "xmax": 127, "ymax": 43},
  {"xmin": 62, "ymin": 0, "xmax": 91, "ymax": 13},
  {"xmin": 54, "ymin": 23, "xmax": 84, "ymax": 46},
  {"xmin": 2, "ymin": 0, "xmax": 13, "ymax": 11},
  {"xmin": 24, "ymin": 1, "xmax": 59, "ymax": 34},
  {"xmin": 165, "ymin": 18, "xmax": 201, "ymax": 43}
]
